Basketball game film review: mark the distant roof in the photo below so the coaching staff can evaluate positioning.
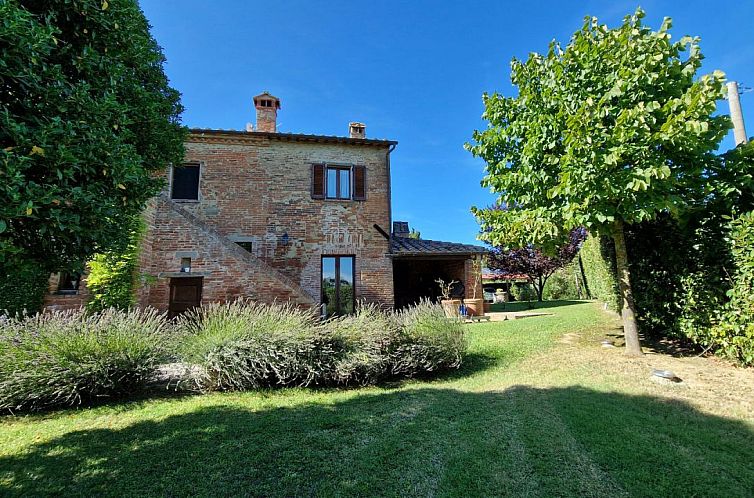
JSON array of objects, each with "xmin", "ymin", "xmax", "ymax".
[
  {"xmin": 482, "ymin": 270, "xmax": 528, "ymax": 281},
  {"xmin": 390, "ymin": 237, "xmax": 488, "ymax": 257},
  {"xmin": 189, "ymin": 128, "xmax": 397, "ymax": 147}
]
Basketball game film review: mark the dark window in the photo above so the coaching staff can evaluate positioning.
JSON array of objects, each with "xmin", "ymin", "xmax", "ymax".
[
  {"xmin": 236, "ymin": 241, "xmax": 253, "ymax": 253},
  {"xmin": 321, "ymin": 256, "xmax": 355, "ymax": 317},
  {"xmin": 57, "ymin": 272, "xmax": 80, "ymax": 294},
  {"xmin": 171, "ymin": 163, "xmax": 200, "ymax": 200}
]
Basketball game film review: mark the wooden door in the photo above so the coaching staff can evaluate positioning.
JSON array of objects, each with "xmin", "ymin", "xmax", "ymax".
[{"xmin": 169, "ymin": 277, "xmax": 203, "ymax": 318}]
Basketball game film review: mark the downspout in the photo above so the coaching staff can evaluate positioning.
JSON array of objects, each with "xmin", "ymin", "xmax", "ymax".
[
  {"xmin": 386, "ymin": 143, "xmax": 397, "ymax": 235},
  {"xmin": 386, "ymin": 142, "xmax": 397, "ymax": 310}
]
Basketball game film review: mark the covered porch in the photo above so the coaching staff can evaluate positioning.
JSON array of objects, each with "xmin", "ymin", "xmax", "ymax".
[{"xmin": 389, "ymin": 224, "xmax": 488, "ymax": 310}]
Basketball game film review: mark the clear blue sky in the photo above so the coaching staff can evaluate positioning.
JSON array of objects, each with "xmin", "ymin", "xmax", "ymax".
[{"xmin": 140, "ymin": 0, "xmax": 754, "ymax": 245}]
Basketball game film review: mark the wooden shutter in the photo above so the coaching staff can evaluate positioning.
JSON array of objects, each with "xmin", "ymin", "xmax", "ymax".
[
  {"xmin": 311, "ymin": 163, "xmax": 325, "ymax": 199},
  {"xmin": 353, "ymin": 165, "xmax": 366, "ymax": 201}
]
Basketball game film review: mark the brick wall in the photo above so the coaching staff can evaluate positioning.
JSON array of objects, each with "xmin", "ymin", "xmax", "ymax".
[
  {"xmin": 140, "ymin": 132, "xmax": 394, "ymax": 311},
  {"xmin": 43, "ymin": 272, "xmax": 90, "ymax": 311}
]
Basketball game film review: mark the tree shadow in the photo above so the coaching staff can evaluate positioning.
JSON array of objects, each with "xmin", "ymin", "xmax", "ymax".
[
  {"xmin": 602, "ymin": 327, "xmax": 708, "ymax": 359},
  {"xmin": 1, "ymin": 386, "xmax": 751, "ymax": 497},
  {"xmin": 641, "ymin": 335, "xmax": 708, "ymax": 358}
]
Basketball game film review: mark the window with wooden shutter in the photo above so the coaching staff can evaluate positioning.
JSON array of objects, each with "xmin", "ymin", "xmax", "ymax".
[
  {"xmin": 311, "ymin": 163, "xmax": 325, "ymax": 199},
  {"xmin": 353, "ymin": 165, "xmax": 366, "ymax": 201}
]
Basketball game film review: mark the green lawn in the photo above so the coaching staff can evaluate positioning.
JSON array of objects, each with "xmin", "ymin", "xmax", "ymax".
[{"xmin": 1, "ymin": 301, "xmax": 752, "ymax": 497}]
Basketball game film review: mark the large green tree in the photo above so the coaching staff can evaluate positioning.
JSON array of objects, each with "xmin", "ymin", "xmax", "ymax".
[
  {"xmin": 0, "ymin": 0, "xmax": 186, "ymax": 272},
  {"xmin": 467, "ymin": 10, "xmax": 729, "ymax": 354}
]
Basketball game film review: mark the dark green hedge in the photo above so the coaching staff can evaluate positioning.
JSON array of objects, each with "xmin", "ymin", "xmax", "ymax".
[
  {"xmin": 579, "ymin": 233, "xmax": 620, "ymax": 311},
  {"xmin": 625, "ymin": 213, "xmax": 730, "ymax": 341},
  {"xmin": 0, "ymin": 261, "xmax": 49, "ymax": 317},
  {"xmin": 710, "ymin": 212, "xmax": 754, "ymax": 365}
]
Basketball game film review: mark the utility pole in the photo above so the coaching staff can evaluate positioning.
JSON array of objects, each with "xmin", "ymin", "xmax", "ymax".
[{"xmin": 727, "ymin": 81, "xmax": 749, "ymax": 146}]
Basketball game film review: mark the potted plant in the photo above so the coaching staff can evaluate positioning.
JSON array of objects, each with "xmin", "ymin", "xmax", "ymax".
[
  {"xmin": 436, "ymin": 278, "xmax": 461, "ymax": 318},
  {"xmin": 465, "ymin": 258, "xmax": 485, "ymax": 316}
]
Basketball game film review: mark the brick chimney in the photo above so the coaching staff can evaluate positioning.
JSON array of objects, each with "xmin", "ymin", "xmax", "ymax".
[
  {"xmin": 349, "ymin": 122, "xmax": 366, "ymax": 139},
  {"xmin": 253, "ymin": 92, "xmax": 280, "ymax": 133},
  {"xmin": 393, "ymin": 221, "xmax": 410, "ymax": 237}
]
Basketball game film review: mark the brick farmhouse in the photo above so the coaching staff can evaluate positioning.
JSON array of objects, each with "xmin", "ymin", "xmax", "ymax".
[{"xmin": 44, "ymin": 93, "xmax": 486, "ymax": 316}]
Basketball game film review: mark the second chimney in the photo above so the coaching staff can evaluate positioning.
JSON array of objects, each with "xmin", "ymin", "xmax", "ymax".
[
  {"xmin": 253, "ymin": 92, "xmax": 280, "ymax": 133},
  {"xmin": 349, "ymin": 122, "xmax": 366, "ymax": 139},
  {"xmin": 393, "ymin": 221, "xmax": 410, "ymax": 237}
]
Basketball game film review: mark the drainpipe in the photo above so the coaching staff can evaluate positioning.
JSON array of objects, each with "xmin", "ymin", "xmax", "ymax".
[
  {"xmin": 386, "ymin": 142, "xmax": 397, "ymax": 310},
  {"xmin": 727, "ymin": 81, "xmax": 748, "ymax": 146},
  {"xmin": 386, "ymin": 143, "xmax": 397, "ymax": 233}
]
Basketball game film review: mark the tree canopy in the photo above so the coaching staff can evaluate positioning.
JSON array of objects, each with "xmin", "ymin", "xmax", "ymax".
[
  {"xmin": 467, "ymin": 9, "xmax": 730, "ymax": 354},
  {"xmin": 468, "ymin": 9, "xmax": 728, "ymax": 250},
  {"xmin": 0, "ymin": 0, "xmax": 186, "ymax": 271}
]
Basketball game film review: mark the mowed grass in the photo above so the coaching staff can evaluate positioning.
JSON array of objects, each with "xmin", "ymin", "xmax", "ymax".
[{"xmin": 1, "ymin": 301, "xmax": 752, "ymax": 497}]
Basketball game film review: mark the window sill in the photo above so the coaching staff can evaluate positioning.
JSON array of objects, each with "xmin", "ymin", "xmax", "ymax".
[
  {"xmin": 54, "ymin": 291, "xmax": 79, "ymax": 296},
  {"xmin": 171, "ymin": 199, "xmax": 201, "ymax": 203}
]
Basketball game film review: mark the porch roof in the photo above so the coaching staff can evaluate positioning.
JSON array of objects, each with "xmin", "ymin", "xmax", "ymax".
[{"xmin": 390, "ymin": 237, "xmax": 489, "ymax": 257}]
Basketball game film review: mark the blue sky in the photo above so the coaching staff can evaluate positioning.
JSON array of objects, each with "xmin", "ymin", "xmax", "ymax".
[{"xmin": 140, "ymin": 0, "xmax": 754, "ymax": 245}]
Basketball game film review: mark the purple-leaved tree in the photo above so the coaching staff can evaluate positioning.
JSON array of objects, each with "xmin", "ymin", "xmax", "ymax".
[{"xmin": 488, "ymin": 228, "xmax": 587, "ymax": 302}]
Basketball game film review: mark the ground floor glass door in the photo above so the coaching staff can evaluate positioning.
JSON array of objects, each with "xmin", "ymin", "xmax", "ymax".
[{"xmin": 321, "ymin": 256, "xmax": 354, "ymax": 317}]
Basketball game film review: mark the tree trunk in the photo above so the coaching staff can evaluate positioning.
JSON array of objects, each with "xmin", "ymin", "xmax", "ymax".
[
  {"xmin": 537, "ymin": 275, "xmax": 544, "ymax": 301},
  {"xmin": 611, "ymin": 220, "xmax": 642, "ymax": 355},
  {"xmin": 578, "ymin": 254, "xmax": 591, "ymax": 299}
]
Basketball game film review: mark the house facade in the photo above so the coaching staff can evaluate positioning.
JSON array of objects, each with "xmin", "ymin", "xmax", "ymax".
[{"xmin": 43, "ymin": 92, "xmax": 486, "ymax": 316}]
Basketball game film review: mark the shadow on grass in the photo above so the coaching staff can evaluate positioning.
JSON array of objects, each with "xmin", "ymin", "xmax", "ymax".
[
  {"xmin": 488, "ymin": 300, "xmax": 588, "ymax": 313},
  {"xmin": 1, "ymin": 386, "xmax": 751, "ymax": 497}
]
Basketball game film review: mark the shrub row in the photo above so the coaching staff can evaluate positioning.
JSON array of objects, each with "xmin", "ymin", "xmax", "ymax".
[
  {"xmin": 180, "ymin": 300, "xmax": 466, "ymax": 391},
  {"xmin": 0, "ymin": 308, "xmax": 170, "ymax": 412},
  {"xmin": 0, "ymin": 301, "xmax": 466, "ymax": 412}
]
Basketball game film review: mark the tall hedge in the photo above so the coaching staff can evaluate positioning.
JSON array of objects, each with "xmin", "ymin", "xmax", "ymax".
[
  {"xmin": 579, "ymin": 234, "xmax": 620, "ymax": 311},
  {"xmin": 0, "ymin": 262, "xmax": 49, "ymax": 317},
  {"xmin": 710, "ymin": 212, "xmax": 754, "ymax": 365},
  {"xmin": 621, "ymin": 213, "xmax": 730, "ymax": 342}
]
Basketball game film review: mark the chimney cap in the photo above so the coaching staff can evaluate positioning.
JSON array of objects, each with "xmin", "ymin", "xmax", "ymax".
[
  {"xmin": 393, "ymin": 221, "xmax": 410, "ymax": 236},
  {"xmin": 349, "ymin": 121, "xmax": 366, "ymax": 139},
  {"xmin": 253, "ymin": 91, "xmax": 281, "ymax": 109}
]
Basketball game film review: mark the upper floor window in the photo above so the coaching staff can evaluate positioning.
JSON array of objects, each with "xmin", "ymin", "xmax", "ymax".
[
  {"xmin": 327, "ymin": 166, "xmax": 351, "ymax": 199},
  {"xmin": 171, "ymin": 163, "xmax": 200, "ymax": 201},
  {"xmin": 311, "ymin": 164, "xmax": 366, "ymax": 201}
]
